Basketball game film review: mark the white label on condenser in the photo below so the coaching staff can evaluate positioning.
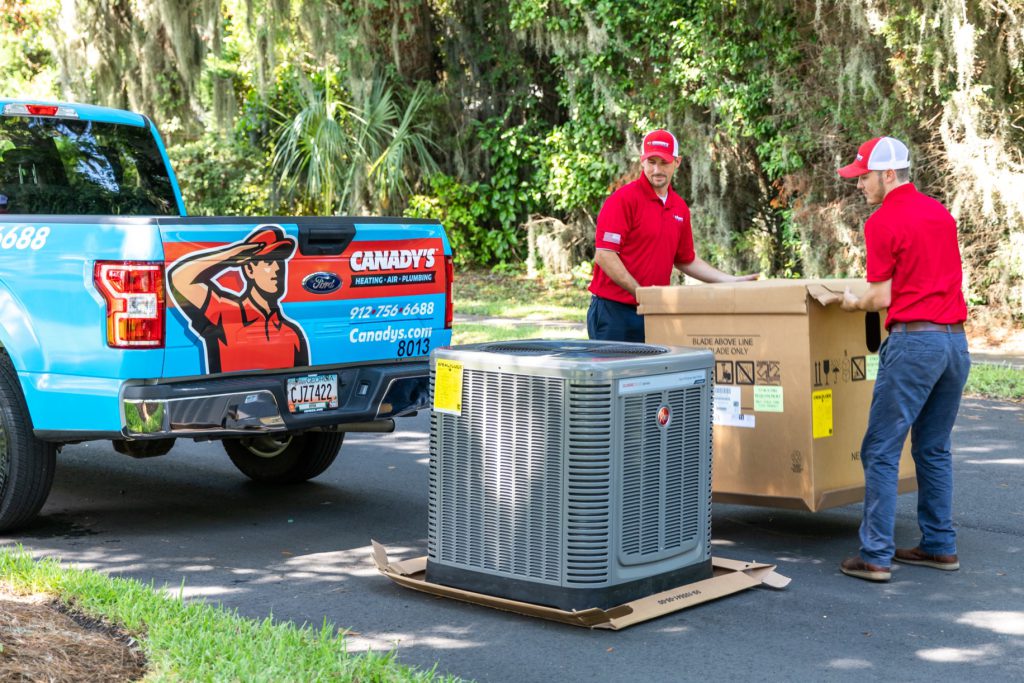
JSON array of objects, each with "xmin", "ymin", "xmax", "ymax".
[{"xmin": 618, "ymin": 370, "xmax": 707, "ymax": 396}]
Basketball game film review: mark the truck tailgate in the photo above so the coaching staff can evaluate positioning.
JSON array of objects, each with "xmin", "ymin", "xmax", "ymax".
[{"xmin": 159, "ymin": 217, "xmax": 451, "ymax": 378}]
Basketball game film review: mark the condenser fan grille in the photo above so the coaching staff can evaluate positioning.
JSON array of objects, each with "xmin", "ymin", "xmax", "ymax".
[
  {"xmin": 620, "ymin": 386, "xmax": 704, "ymax": 560},
  {"xmin": 564, "ymin": 383, "xmax": 614, "ymax": 584},
  {"xmin": 430, "ymin": 369, "xmax": 566, "ymax": 582}
]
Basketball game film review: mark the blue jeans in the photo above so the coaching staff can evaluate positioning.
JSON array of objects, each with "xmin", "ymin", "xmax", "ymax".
[
  {"xmin": 587, "ymin": 295, "xmax": 645, "ymax": 342},
  {"xmin": 859, "ymin": 329, "xmax": 971, "ymax": 565}
]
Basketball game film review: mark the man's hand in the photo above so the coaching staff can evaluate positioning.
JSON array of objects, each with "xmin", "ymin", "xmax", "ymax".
[
  {"xmin": 678, "ymin": 256, "xmax": 759, "ymax": 283},
  {"xmin": 840, "ymin": 287, "xmax": 860, "ymax": 311}
]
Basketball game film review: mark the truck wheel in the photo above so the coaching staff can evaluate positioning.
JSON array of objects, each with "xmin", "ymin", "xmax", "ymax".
[
  {"xmin": 223, "ymin": 432, "xmax": 344, "ymax": 484},
  {"xmin": 0, "ymin": 353, "xmax": 57, "ymax": 532}
]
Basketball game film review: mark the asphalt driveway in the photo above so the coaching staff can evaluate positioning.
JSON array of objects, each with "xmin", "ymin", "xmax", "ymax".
[{"xmin": 2, "ymin": 397, "xmax": 1022, "ymax": 682}]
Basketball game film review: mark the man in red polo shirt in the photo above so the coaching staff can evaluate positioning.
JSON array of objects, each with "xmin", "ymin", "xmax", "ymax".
[
  {"xmin": 833, "ymin": 136, "xmax": 970, "ymax": 583},
  {"xmin": 587, "ymin": 129, "xmax": 758, "ymax": 342}
]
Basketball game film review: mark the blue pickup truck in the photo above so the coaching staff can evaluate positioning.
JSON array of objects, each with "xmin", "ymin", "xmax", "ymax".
[{"xmin": 0, "ymin": 100, "xmax": 453, "ymax": 531}]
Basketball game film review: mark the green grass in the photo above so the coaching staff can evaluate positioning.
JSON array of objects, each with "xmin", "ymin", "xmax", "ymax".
[
  {"xmin": 964, "ymin": 362, "xmax": 1024, "ymax": 401},
  {"xmin": 0, "ymin": 547, "xmax": 461, "ymax": 683},
  {"xmin": 453, "ymin": 269, "xmax": 589, "ymax": 323}
]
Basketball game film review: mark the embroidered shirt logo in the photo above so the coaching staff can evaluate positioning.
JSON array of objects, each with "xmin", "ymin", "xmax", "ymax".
[
  {"xmin": 673, "ymin": 215, "xmax": 685, "ymax": 222},
  {"xmin": 603, "ymin": 231, "xmax": 622, "ymax": 245}
]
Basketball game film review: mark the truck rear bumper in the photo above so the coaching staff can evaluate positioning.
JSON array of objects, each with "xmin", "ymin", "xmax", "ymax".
[{"xmin": 119, "ymin": 362, "xmax": 429, "ymax": 439}]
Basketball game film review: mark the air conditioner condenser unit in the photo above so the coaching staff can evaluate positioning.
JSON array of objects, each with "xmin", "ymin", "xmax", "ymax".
[{"xmin": 427, "ymin": 339, "xmax": 715, "ymax": 611}]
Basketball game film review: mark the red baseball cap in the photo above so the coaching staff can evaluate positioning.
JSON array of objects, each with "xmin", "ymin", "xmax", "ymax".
[
  {"xmin": 244, "ymin": 225, "xmax": 296, "ymax": 259},
  {"xmin": 838, "ymin": 137, "xmax": 910, "ymax": 178},
  {"xmin": 641, "ymin": 129, "xmax": 679, "ymax": 162}
]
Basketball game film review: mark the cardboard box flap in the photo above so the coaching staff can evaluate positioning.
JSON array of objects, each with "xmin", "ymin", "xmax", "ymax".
[
  {"xmin": 637, "ymin": 278, "xmax": 869, "ymax": 316},
  {"xmin": 712, "ymin": 556, "xmax": 792, "ymax": 589},
  {"xmin": 371, "ymin": 541, "xmax": 789, "ymax": 630},
  {"xmin": 805, "ymin": 280, "xmax": 871, "ymax": 307}
]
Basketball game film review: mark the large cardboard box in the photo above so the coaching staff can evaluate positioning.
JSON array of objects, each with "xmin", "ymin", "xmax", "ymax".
[{"xmin": 638, "ymin": 279, "xmax": 916, "ymax": 512}]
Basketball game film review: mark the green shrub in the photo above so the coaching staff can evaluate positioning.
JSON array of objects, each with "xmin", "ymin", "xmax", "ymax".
[
  {"xmin": 405, "ymin": 174, "xmax": 495, "ymax": 267},
  {"xmin": 170, "ymin": 133, "xmax": 271, "ymax": 216}
]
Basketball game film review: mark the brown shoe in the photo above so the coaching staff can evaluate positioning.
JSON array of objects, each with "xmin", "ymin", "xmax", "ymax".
[
  {"xmin": 894, "ymin": 547, "xmax": 959, "ymax": 571},
  {"xmin": 840, "ymin": 556, "xmax": 891, "ymax": 582}
]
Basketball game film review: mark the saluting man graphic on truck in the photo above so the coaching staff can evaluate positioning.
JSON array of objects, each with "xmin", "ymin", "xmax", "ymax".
[{"xmin": 168, "ymin": 225, "xmax": 310, "ymax": 373}]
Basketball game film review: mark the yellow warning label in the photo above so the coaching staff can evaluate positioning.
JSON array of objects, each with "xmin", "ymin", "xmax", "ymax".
[
  {"xmin": 811, "ymin": 389, "xmax": 833, "ymax": 439},
  {"xmin": 433, "ymin": 359, "xmax": 464, "ymax": 416}
]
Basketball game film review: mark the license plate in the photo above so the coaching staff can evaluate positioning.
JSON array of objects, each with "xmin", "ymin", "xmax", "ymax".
[{"xmin": 286, "ymin": 373, "xmax": 339, "ymax": 414}]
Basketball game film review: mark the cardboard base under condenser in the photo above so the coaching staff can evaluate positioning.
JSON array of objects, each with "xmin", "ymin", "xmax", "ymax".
[{"xmin": 371, "ymin": 541, "xmax": 790, "ymax": 630}]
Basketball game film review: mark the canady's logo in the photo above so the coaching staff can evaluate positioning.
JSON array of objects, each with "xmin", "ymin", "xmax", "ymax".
[
  {"xmin": 656, "ymin": 405, "xmax": 671, "ymax": 428},
  {"xmin": 302, "ymin": 271, "xmax": 342, "ymax": 294},
  {"xmin": 349, "ymin": 248, "xmax": 436, "ymax": 272}
]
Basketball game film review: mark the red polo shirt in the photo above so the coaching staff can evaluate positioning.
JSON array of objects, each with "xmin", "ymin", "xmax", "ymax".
[
  {"xmin": 865, "ymin": 183, "xmax": 967, "ymax": 329},
  {"xmin": 200, "ymin": 290, "xmax": 309, "ymax": 372},
  {"xmin": 589, "ymin": 175, "xmax": 695, "ymax": 305}
]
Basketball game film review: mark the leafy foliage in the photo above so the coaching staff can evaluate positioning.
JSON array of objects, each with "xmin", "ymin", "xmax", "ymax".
[
  {"xmin": 3, "ymin": 0, "xmax": 1023, "ymax": 321},
  {"xmin": 270, "ymin": 70, "xmax": 439, "ymax": 215},
  {"xmin": 405, "ymin": 174, "xmax": 500, "ymax": 267},
  {"xmin": 170, "ymin": 133, "xmax": 271, "ymax": 216}
]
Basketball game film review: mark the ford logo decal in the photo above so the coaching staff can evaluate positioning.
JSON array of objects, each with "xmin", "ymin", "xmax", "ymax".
[{"xmin": 302, "ymin": 272, "xmax": 342, "ymax": 294}]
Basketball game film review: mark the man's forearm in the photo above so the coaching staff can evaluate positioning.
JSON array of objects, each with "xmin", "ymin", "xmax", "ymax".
[
  {"xmin": 595, "ymin": 249, "xmax": 640, "ymax": 297},
  {"xmin": 841, "ymin": 279, "xmax": 892, "ymax": 312},
  {"xmin": 677, "ymin": 256, "xmax": 759, "ymax": 283}
]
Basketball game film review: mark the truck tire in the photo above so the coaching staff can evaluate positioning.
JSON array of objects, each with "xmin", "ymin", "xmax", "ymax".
[
  {"xmin": 0, "ymin": 352, "xmax": 57, "ymax": 532},
  {"xmin": 223, "ymin": 431, "xmax": 344, "ymax": 484}
]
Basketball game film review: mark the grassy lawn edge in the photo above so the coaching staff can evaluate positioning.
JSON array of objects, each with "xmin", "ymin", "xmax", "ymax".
[{"xmin": 0, "ymin": 546, "xmax": 457, "ymax": 682}]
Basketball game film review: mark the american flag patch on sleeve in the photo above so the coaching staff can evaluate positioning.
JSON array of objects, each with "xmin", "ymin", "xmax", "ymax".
[{"xmin": 603, "ymin": 232, "xmax": 622, "ymax": 245}]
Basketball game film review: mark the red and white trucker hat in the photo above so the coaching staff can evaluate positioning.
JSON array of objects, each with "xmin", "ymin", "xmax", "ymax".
[
  {"xmin": 641, "ymin": 129, "xmax": 679, "ymax": 162},
  {"xmin": 838, "ymin": 137, "xmax": 910, "ymax": 178}
]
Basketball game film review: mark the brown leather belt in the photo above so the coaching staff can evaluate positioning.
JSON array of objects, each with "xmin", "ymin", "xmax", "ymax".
[{"xmin": 890, "ymin": 321, "xmax": 965, "ymax": 333}]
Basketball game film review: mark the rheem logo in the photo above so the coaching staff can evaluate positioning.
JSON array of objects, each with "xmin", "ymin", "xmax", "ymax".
[{"xmin": 657, "ymin": 405, "xmax": 671, "ymax": 428}]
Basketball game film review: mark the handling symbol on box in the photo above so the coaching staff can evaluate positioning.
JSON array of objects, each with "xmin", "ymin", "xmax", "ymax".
[
  {"xmin": 736, "ymin": 361, "xmax": 755, "ymax": 385},
  {"xmin": 716, "ymin": 361, "xmax": 734, "ymax": 385},
  {"xmin": 756, "ymin": 360, "xmax": 781, "ymax": 385},
  {"xmin": 829, "ymin": 359, "xmax": 840, "ymax": 385},
  {"xmin": 851, "ymin": 356, "xmax": 866, "ymax": 381}
]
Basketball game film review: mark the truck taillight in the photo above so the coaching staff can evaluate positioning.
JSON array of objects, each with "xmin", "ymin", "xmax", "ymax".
[
  {"xmin": 93, "ymin": 261, "xmax": 165, "ymax": 348},
  {"xmin": 444, "ymin": 255, "xmax": 454, "ymax": 329}
]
